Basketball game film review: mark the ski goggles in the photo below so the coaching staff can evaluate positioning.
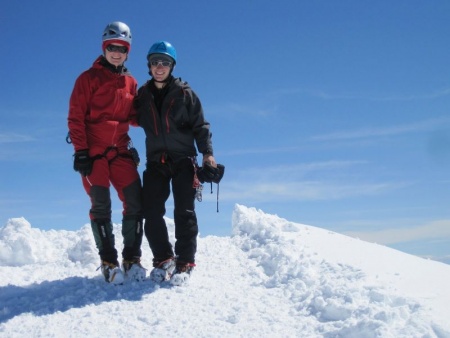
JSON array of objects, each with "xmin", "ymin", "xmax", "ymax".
[
  {"xmin": 149, "ymin": 60, "xmax": 173, "ymax": 68},
  {"xmin": 106, "ymin": 44, "xmax": 128, "ymax": 54}
]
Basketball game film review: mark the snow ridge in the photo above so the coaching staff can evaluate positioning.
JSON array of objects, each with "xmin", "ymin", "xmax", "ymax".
[{"xmin": 0, "ymin": 205, "xmax": 449, "ymax": 337}]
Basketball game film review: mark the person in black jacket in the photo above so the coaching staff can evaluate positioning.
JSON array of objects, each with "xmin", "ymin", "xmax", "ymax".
[{"xmin": 134, "ymin": 41, "xmax": 218, "ymax": 285}]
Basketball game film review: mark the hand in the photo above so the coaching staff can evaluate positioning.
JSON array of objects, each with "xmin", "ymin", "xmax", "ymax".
[
  {"xmin": 202, "ymin": 154, "xmax": 216, "ymax": 167},
  {"xmin": 73, "ymin": 149, "xmax": 93, "ymax": 176}
]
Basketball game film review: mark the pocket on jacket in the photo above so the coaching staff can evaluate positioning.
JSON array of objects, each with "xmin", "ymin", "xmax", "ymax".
[{"xmin": 170, "ymin": 99, "xmax": 191, "ymax": 129}]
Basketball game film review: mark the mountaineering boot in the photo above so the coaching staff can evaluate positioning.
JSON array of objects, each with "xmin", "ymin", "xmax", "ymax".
[
  {"xmin": 100, "ymin": 261, "xmax": 124, "ymax": 285},
  {"xmin": 170, "ymin": 261, "xmax": 196, "ymax": 286},
  {"xmin": 149, "ymin": 257, "xmax": 176, "ymax": 282},
  {"xmin": 122, "ymin": 257, "xmax": 147, "ymax": 282},
  {"xmin": 91, "ymin": 218, "xmax": 119, "ymax": 268}
]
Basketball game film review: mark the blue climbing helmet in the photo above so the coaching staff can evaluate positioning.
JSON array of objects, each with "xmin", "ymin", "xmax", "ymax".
[{"xmin": 147, "ymin": 41, "xmax": 177, "ymax": 64}]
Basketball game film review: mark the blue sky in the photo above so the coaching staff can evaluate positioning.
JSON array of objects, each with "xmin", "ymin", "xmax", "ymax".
[{"xmin": 1, "ymin": 1, "xmax": 450, "ymax": 262}]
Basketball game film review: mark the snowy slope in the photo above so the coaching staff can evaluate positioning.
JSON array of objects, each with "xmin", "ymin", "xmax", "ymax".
[{"xmin": 0, "ymin": 204, "xmax": 449, "ymax": 338}]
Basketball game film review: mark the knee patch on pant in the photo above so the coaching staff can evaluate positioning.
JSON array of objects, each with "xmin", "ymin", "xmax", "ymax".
[
  {"xmin": 89, "ymin": 186, "xmax": 112, "ymax": 220},
  {"xmin": 122, "ymin": 179, "xmax": 142, "ymax": 216}
]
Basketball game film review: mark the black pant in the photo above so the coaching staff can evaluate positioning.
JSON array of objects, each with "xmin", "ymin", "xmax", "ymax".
[{"xmin": 143, "ymin": 158, "xmax": 198, "ymax": 263}]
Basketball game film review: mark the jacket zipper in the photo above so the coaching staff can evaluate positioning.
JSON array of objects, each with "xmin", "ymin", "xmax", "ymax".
[
  {"xmin": 110, "ymin": 75, "xmax": 120, "ymax": 145},
  {"xmin": 164, "ymin": 98, "xmax": 175, "ymax": 134},
  {"xmin": 150, "ymin": 105, "xmax": 159, "ymax": 135}
]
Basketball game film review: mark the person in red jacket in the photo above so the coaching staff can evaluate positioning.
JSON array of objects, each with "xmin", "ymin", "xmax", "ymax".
[{"xmin": 68, "ymin": 21, "xmax": 144, "ymax": 284}]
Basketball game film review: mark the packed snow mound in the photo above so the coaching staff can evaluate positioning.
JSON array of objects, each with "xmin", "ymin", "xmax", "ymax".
[
  {"xmin": 0, "ymin": 217, "xmax": 97, "ymax": 267},
  {"xmin": 232, "ymin": 205, "xmax": 450, "ymax": 337},
  {"xmin": 0, "ymin": 205, "xmax": 449, "ymax": 337}
]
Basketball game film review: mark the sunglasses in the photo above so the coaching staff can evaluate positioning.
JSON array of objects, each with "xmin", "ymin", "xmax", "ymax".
[
  {"xmin": 149, "ymin": 60, "xmax": 172, "ymax": 68},
  {"xmin": 106, "ymin": 44, "xmax": 128, "ymax": 54}
]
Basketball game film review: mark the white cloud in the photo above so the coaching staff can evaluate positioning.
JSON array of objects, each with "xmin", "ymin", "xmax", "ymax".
[
  {"xmin": 311, "ymin": 117, "xmax": 450, "ymax": 142},
  {"xmin": 218, "ymin": 160, "xmax": 409, "ymax": 202},
  {"xmin": 224, "ymin": 145, "xmax": 305, "ymax": 156},
  {"xmin": 344, "ymin": 219, "xmax": 450, "ymax": 245},
  {"xmin": 308, "ymin": 87, "xmax": 450, "ymax": 101},
  {"xmin": 0, "ymin": 133, "xmax": 34, "ymax": 143},
  {"xmin": 220, "ymin": 180, "xmax": 407, "ymax": 203},
  {"xmin": 253, "ymin": 160, "xmax": 368, "ymax": 176}
]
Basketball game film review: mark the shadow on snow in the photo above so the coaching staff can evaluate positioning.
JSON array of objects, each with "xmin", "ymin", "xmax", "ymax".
[{"xmin": 0, "ymin": 276, "xmax": 167, "ymax": 323}]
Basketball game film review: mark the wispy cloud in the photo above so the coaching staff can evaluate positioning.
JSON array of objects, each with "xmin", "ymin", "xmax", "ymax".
[
  {"xmin": 224, "ymin": 145, "xmax": 306, "ymax": 156},
  {"xmin": 218, "ymin": 160, "xmax": 409, "ymax": 202},
  {"xmin": 220, "ymin": 180, "xmax": 408, "ymax": 203},
  {"xmin": 270, "ymin": 86, "xmax": 450, "ymax": 102},
  {"xmin": 0, "ymin": 133, "xmax": 34, "ymax": 143},
  {"xmin": 307, "ymin": 87, "xmax": 450, "ymax": 102},
  {"xmin": 311, "ymin": 117, "xmax": 450, "ymax": 142},
  {"xmin": 344, "ymin": 219, "xmax": 450, "ymax": 245},
  {"xmin": 250, "ymin": 160, "xmax": 368, "ymax": 178}
]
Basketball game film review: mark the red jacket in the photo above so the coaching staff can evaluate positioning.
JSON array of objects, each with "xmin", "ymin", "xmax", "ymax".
[{"xmin": 68, "ymin": 56, "xmax": 137, "ymax": 155}]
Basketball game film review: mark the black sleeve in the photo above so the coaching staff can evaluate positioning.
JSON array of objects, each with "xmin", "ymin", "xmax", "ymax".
[{"xmin": 188, "ymin": 89, "xmax": 213, "ymax": 155}]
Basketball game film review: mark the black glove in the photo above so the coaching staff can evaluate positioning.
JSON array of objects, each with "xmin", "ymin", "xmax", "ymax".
[
  {"xmin": 197, "ymin": 162, "xmax": 225, "ymax": 184},
  {"xmin": 213, "ymin": 164, "xmax": 225, "ymax": 184},
  {"xmin": 73, "ymin": 149, "xmax": 93, "ymax": 176}
]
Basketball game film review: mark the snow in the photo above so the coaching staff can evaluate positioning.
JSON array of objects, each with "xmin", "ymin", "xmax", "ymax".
[{"xmin": 1, "ymin": 204, "xmax": 449, "ymax": 338}]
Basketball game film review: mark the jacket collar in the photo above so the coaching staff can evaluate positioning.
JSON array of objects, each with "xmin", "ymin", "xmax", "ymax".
[{"xmin": 94, "ymin": 55, "xmax": 128, "ymax": 74}]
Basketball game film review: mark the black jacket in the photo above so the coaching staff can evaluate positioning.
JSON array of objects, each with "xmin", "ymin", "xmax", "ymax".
[{"xmin": 134, "ymin": 76, "xmax": 213, "ymax": 164}]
